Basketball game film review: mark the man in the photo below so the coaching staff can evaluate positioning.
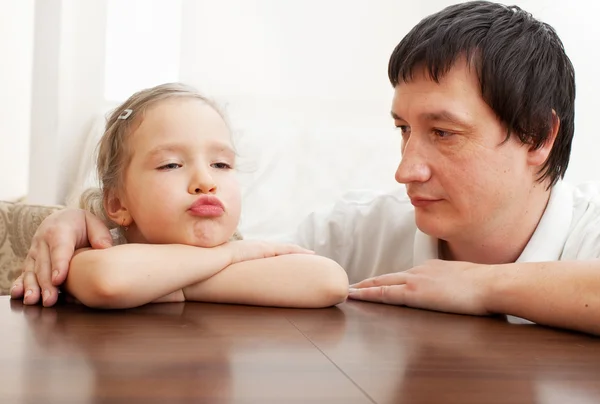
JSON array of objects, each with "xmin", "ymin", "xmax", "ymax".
[{"xmin": 12, "ymin": 2, "xmax": 600, "ymax": 335}]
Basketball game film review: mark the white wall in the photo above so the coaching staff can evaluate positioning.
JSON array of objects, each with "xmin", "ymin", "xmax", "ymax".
[
  {"xmin": 27, "ymin": 0, "xmax": 184, "ymax": 206},
  {"xmin": 0, "ymin": 0, "xmax": 34, "ymax": 202},
  {"xmin": 104, "ymin": 0, "xmax": 182, "ymax": 102},
  {"xmin": 27, "ymin": 0, "xmax": 108, "ymax": 205}
]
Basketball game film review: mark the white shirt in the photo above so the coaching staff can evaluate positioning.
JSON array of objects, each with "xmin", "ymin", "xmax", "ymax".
[{"xmin": 289, "ymin": 181, "xmax": 600, "ymax": 284}]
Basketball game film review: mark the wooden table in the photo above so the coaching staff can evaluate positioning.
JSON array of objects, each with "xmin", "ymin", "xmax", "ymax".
[{"xmin": 1, "ymin": 296, "xmax": 599, "ymax": 403}]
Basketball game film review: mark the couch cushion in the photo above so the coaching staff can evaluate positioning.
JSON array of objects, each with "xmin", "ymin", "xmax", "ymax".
[{"xmin": 0, "ymin": 202, "xmax": 62, "ymax": 295}]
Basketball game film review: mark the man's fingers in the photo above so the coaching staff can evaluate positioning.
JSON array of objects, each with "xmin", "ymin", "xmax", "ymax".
[
  {"xmin": 85, "ymin": 211, "xmax": 113, "ymax": 249},
  {"xmin": 11, "ymin": 237, "xmax": 40, "ymax": 299},
  {"xmin": 48, "ymin": 238, "xmax": 76, "ymax": 287},
  {"xmin": 350, "ymin": 272, "xmax": 409, "ymax": 289},
  {"xmin": 23, "ymin": 267, "xmax": 41, "ymax": 305},
  {"xmin": 347, "ymin": 285, "xmax": 406, "ymax": 305},
  {"xmin": 34, "ymin": 242, "xmax": 58, "ymax": 306},
  {"xmin": 10, "ymin": 273, "xmax": 24, "ymax": 299}
]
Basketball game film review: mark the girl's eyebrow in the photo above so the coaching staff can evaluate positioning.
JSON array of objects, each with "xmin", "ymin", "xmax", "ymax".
[
  {"xmin": 146, "ymin": 141, "xmax": 235, "ymax": 159},
  {"xmin": 146, "ymin": 143, "xmax": 187, "ymax": 159},
  {"xmin": 206, "ymin": 141, "xmax": 236, "ymax": 155}
]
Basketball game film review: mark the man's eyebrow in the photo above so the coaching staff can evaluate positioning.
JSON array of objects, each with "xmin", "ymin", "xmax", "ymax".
[
  {"xmin": 420, "ymin": 111, "xmax": 472, "ymax": 128},
  {"xmin": 390, "ymin": 110, "xmax": 473, "ymax": 128}
]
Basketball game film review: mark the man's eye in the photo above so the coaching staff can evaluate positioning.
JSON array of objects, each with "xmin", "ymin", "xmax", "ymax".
[
  {"xmin": 396, "ymin": 125, "xmax": 411, "ymax": 139},
  {"xmin": 433, "ymin": 129, "xmax": 453, "ymax": 138}
]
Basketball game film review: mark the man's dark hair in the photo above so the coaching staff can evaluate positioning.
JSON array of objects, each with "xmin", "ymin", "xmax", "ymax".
[{"xmin": 388, "ymin": 1, "xmax": 575, "ymax": 187}]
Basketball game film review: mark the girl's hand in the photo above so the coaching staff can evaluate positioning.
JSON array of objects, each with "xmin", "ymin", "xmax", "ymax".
[{"xmin": 224, "ymin": 240, "xmax": 314, "ymax": 265}]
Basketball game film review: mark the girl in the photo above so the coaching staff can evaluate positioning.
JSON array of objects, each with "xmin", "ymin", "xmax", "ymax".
[{"xmin": 66, "ymin": 83, "xmax": 348, "ymax": 309}]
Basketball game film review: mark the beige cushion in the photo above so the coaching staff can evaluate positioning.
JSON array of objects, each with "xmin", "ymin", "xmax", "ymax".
[{"xmin": 0, "ymin": 202, "xmax": 62, "ymax": 295}]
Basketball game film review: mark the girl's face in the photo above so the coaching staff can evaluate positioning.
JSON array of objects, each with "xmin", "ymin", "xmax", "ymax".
[{"xmin": 111, "ymin": 98, "xmax": 241, "ymax": 247}]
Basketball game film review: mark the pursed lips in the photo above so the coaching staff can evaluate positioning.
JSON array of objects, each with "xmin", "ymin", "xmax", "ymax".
[{"xmin": 188, "ymin": 195, "xmax": 225, "ymax": 217}]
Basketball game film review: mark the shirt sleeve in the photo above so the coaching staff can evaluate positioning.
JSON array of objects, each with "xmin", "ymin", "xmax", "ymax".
[
  {"xmin": 289, "ymin": 194, "xmax": 356, "ymax": 259},
  {"xmin": 567, "ymin": 198, "xmax": 600, "ymax": 260},
  {"xmin": 285, "ymin": 188, "xmax": 417, "ymax": 283}
]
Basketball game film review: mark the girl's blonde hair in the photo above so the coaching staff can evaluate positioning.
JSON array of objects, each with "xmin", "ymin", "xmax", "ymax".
[{"xmin": 80, "ymin": 83, "xmax": 238, "ymax": 238}]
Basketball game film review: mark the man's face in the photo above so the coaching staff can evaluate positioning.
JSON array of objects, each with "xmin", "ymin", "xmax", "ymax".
[{"xmin": 391, "ymin": 61, "xmax": 539, "ymax": 244}]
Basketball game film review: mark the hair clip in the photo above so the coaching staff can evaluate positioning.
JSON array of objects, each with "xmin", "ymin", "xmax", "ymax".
[{"xmin": 118, "ymin": 109, "xmax": 133, "ymax": 120}]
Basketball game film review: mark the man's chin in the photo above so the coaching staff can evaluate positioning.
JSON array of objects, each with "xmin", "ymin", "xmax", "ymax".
[{"xmin": 414, "ymin": 215, "xmax": 452, "ymax": 241}]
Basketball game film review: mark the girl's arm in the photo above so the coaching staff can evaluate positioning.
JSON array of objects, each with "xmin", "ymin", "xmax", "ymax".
[
  {"xmin": 65, "ymin": 244, "xmax": 232, "ymax": 308},
  {"xmin": 65, "ymin": 241, "xmax": 311, "ymax": 309},
  {"xmin": 181, "ymin": 254, "xmax": 349, "ymax": 308}
]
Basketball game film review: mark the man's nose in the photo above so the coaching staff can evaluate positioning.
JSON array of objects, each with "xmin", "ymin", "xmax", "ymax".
[{"xmin": 394, "ymin": 136, "xmax": 432, "ymax": 184}]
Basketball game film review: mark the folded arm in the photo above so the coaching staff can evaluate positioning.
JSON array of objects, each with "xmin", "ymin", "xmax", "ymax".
[
  {"xmin": 182, "ymin": 254, "xmax": 349, "ymax": 308},
  {"xmin": 65, "ymin": 244, "xmax": 232, "ymax": 309},
  {"xmin": 65, "ymin": 243, "xmax": 348, "ymax": 309}
]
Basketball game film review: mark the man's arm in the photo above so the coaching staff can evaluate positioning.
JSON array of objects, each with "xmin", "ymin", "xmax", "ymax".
[
  {"xmin": 348, "ymin": 259, "xmax": 600, "ymax": 336},
  {"xmin": 11, "ymin": 208, "xmax": 112, "ymax": 306},
  {"xmin": 486, "ymin": 260, "xmax": 600, "ymax": 335}
]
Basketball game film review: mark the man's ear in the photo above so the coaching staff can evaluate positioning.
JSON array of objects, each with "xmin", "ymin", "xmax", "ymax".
[
  {"xmin": 527, "ymin": 110, "xmax": 560, "ymax": 167},
  {"xmin": 104, "ymin": 189, "xmax": 132, "ymax": 228}
]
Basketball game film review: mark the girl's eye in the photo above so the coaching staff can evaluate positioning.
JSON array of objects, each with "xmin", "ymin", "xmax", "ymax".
[
  {"xmin": 157, "ymin": 163, "xmax": 181, "ymax": 170},
  {"xmin": 212, "ymin": 162, "xmax": 232, "ymax": 170}
]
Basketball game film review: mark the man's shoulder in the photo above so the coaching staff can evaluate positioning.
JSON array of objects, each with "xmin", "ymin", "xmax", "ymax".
[
  {"xmin": 572, "ymin": 182, "xmax": 600, "ymax": 204},
  {"xmin": 560, "ymin": 181, "xmax": 600, "ymax": 260},
  {"xmin": 300, "ymin": 187, "xmax": 417, "ymax": 283},
  {"xmin": 569, "ymin": 182, "xmax": 600, "ymax": 223},
  {"xmin": 297, "ymin": 186, "xmax": 416, "ymax": 239}
]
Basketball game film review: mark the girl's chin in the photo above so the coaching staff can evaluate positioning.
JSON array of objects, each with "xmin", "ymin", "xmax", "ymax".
[{"xmin": 126, "ymin": 226, "xmax": 235, "ymax": 247}]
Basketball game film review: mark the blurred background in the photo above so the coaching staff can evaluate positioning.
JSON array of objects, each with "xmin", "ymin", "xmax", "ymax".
[{"xmin": 1, "ymin": 0, "xmax": 598, "ymax": 239}]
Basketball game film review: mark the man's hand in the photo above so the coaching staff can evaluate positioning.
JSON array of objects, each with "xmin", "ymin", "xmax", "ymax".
[
  {"xmin": 10, "ymin": 209, "xmax": 113, "ymax": 307},
  {"xmin": 348, "ymin": 259, "xmax": 495, "ymax": 316}
]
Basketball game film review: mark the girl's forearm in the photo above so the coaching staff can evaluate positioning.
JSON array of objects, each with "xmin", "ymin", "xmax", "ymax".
[
  {"xmin": 66, "ymin": 244, "xmax": 232, "ymax": 308},
  {"xmin": 182, "ymin": 254, "xmax": 349, "ymax": 308}
]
